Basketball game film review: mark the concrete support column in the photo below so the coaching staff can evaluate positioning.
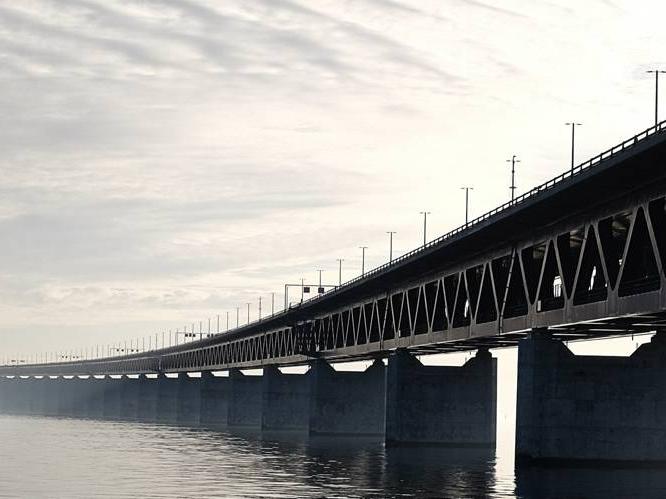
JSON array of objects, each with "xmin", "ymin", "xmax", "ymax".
[
  {"xmin": 86, "ymin": 377, "xmax": 106, "ymax": 419},
  {"xmin": 228, "ymin": 369, "xmax": 262, "ymax": 428},
  {"xmin": 42, "ymin": 377, "xmax": 61, "ymax": 416},
  {"xmin": 176, "ymin": 373, "xmax": 201, "ymax": 424},
  {"xmin": 516, "ymin": 331, "xmax": 666, "ymax": 463},
  {"xmin": 102, "ymin": 377, "xmax": 123, "ymax": 420},
  {"xmin": 33, "ymin": 377, "xmax": 54, "ymax": 416},
  {"xmin": 309, "ymin": 359, "xmax": 385, "ymax": 436},
  {"xmin": 119, "ymin": 376, "xmax": 140, "ymax": 420},
  {"xmin": 70, "ymin": 377, "xmax": 92, "ymax": 418},
  {"xmin": 200, "ymin": 372, "xmax": 229, "ymax": 427},
  {"xmin": 261, "ymin": 366, "xmax": 310, "ymax": 431},
  {"xmin": 137, "ymin": 374, "xmax": 158, "ymax": 422},
  {"xmin": 57, "ymin": 377, "xmax": 78, "ymax": 417},
  {"xmin": 2, "ymin": 377, "xmax": 21, "ymax": 414},
  {"xmin": 385, "ymin": 348, "xmax": 496, "ymax": 446},
  {"xmin": 156, "ymin": 374, "xmax": 179, "ymax": 423},
  {"xmin": 0, "ymin": 377, "xmax": 10, "ymax": 414}
]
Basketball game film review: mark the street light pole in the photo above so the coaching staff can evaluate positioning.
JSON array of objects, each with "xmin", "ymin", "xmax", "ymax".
[
  {"xmin": 565, "ymin": 122, "xmax": 582, "ymax": 173},
  {"xmin": 259, "ymin": 296, "xmax": 262, "ymax": 320},
  {"xmin": 419, "ymin": 211, "xmax": 431, "ymax": 245},
  {"xmin": 247, "ymin": 302, "xmax": 251, "ymax": 324},
  {"xmin": 359, "ymin": 246, "xmax": 368, "ymax": 276},
  {"xmin": 460, "ymin": 187, "xmax": 473, "ymax": 224},
  {"xmin": 647, "ymin": 70, "xmax": 666, "ymax": 126},
  {"xmin": 386, "ymin": 231, "xmax": 396, "ymax": 262},
  {"xmin": 316, "ymin": 269, "xmax": 324, "ymax": 291},
  {"xmin": 506, "ymin": 155, "xmax": 521, "ymax": 201},
  {"xmin": 337, "ymin": 258, "xmax": 344, "ymax": 286}
]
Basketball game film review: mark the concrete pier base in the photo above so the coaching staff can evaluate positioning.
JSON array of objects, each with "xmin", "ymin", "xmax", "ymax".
[
  {"xmin": 228, "ymin": 369, "xmax": 262, "ymax": 428},
  {"xmin": 261, "ymin": 366, "xmax": 310, "ymax": 431},
  {"xmin": 385, "ymin": 349, "xmax": 497, "ymax": 446},
  {"xmin": 119, "ymin": 376, "xmax": 140, "ymax": 420},
  {"xmin": 516, "ymin": 331, "xmax": 666, "ymax": 463},
  {"xmin": 156, "ymin": 375, "xmax": 179, "ymax": 423},
  {"xmin": 309, "ymin": 359, "xmax": 385, "ymax": 436},
  {"xmin": 57, "ymin": 377, "xmax": 78, "ymax": 417},
  {"xmin": 200, "ymin": 372, "xmax": 229, "ymax": 426},
  {"xmin": 42, "ymin": 377, "xmax": 61, "ymax": 416},
  {"xmin": 137, "ymin": 375, "xmax": 158, "ymax": 422},
  {"xmin": 176, "ymin": 373, "xmax": 201, "ymax": 424},
  {"xmin": 103, "ymin": 377, "xmax": 123, "ymax": 420},
  {"xmin": 86, "ymin": 377, "xmax": 106, "ymax": 419}
]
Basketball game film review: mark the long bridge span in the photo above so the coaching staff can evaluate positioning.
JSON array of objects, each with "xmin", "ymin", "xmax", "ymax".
[
  {"xmin": 4, "ymin": 121, "xmax": 666, "ymax": 377},
  {"xmin": 3, "ymin": 120, "xmax": 666, "ymax": 463}
]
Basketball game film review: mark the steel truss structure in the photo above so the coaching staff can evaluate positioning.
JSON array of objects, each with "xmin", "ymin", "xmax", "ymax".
[{"xmin": 4, "ymin": 122, "xmax": 666, "ymax": 376}]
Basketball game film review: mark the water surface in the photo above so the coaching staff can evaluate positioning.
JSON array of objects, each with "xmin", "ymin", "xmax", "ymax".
[{"xmin": 2, "ymin": 415, "xmax": 666, "ymax": 498}]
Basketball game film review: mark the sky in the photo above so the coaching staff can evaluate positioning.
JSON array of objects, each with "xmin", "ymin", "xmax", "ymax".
[{"xmin": 1, "ymin": 0, "xmax": 666, "ymax": 360}]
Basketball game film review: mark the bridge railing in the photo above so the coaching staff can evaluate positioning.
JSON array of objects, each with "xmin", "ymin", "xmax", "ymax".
[{"xmin": 5, "ymin": 121, "xmax": 666, "ymax": 370}]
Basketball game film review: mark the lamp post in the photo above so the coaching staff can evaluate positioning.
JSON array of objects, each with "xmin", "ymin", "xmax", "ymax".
[
  {"xmin": 565, "ymin": 122, "xmax": 582, "ymax": 173},
  {"xmin": 647, "ymin": 70, "xmax": 666, "ymax": 126},
  {"xmin": 247, "ymin": 302, "xmax": 251, "ymax": 325},
  {"xmin": 386, "ymin": 231, "xmax": 396, "ymax": 262},
  {"xmin": 336, "ymin": 258, "xmax": 344, "ymax": 286},
  {"xmin": 419, "ymin": 211, "xmax": 431, "ymax": 245},
  {"xmin": 359, "ymin": 246, "xmax": 368, "ymax": 276},
  {"xmin": 506, "ymin": 155, "xmax": 520, "ymax": 201},
  {"xmin": 460, "ymin": 187, "xmax": 473, "ymax": 224}
]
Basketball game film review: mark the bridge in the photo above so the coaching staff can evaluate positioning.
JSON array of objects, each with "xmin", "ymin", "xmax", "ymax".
[{"xmin": 3, "ymin": 120, "xmax": 666, "ymax": 463}]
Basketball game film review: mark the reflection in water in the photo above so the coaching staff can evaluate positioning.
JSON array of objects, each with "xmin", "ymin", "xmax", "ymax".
[
  {"xmin": 515, "ymin": 464, "xmax": 666, "ymax": 499},
  {"xmin": 2, "ymin": 415, "xmax": 666, "ymax": 498}
]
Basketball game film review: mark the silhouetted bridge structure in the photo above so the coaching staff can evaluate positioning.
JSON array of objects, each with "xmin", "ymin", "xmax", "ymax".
[{"xmin": 3, "ymin": 121, "xmax": 666, "ymax": 463}]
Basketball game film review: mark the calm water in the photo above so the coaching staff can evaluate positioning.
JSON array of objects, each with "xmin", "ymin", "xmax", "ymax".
[{"xmin": 2, "ymin": 415, "xmax": 666, "ymax": 498}]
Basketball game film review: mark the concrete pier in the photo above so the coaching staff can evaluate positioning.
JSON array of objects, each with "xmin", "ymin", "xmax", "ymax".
[
  {"xmin": 137, "ymin": 375, "xmax": 158, "ymax": 422},
  {"xmin": 228, "ymin": 369, "xmax": 262, "ymax": 428},
  {"xmin": 176, "ymin": 373, "xmax": 201, "ymax": 424},
  {"xmin": 86, "ymin": 377, "xmax": 106, "ymax": 419},
  {"xmin": 385, "ymin": 349, "xmax": 496, "ymax": 446},
  {"xmin": 200, "ymin": 372, "xmax": 229, "ymax": 426},
  {"xmin": 261, "ymin": 366, "xmax": 310, "ymax": 431},
  {"xmin": 309, "ymin": 359, "xmax": 386, "ymax": 436},
  {"xmin": 119, "ymin": 376, "xmax": 140, "ymax": 420},
  {"xmin": 516, "ymin": 331, "xmax": 666, "ymax": 463},
  {"xmin": 156, "ymin": 374, "xmax": 179, "ymax": 423},
  {"xmin": 103, "ymin": 377, "xmax": 124, "ymax": 420}
]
